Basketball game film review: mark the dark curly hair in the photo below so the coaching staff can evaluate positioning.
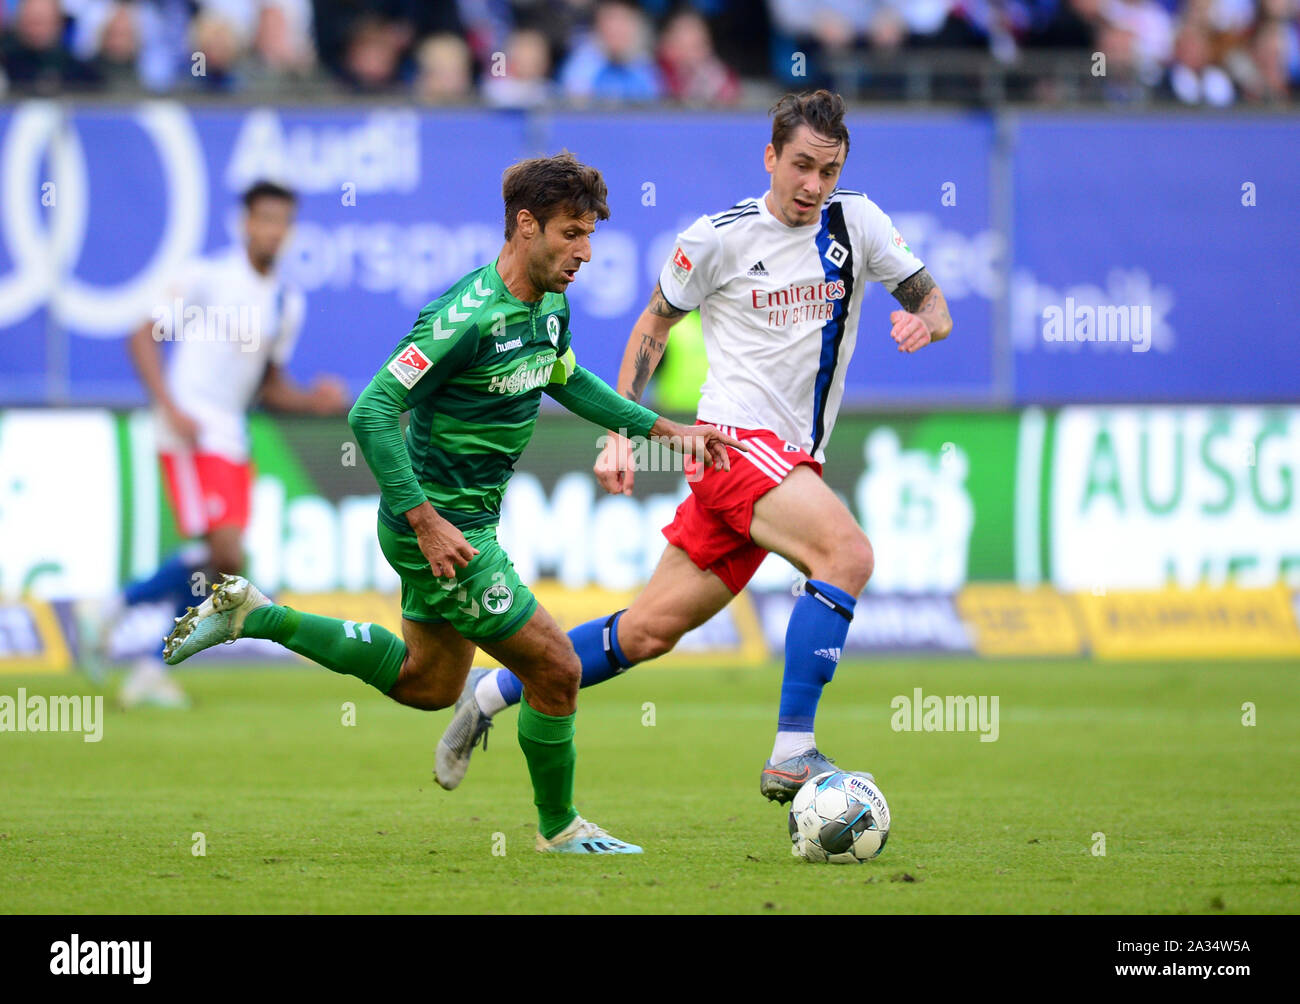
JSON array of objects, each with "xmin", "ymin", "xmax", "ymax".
[{"xmin": 502, "ymin": 152, "xmax": 610, "ymax": 239}]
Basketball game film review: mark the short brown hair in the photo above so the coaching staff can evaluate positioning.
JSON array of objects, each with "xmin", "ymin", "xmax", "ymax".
[
  {"xmin": 502, "ymin": 152, "xmax": 610, "ymax": 239},
  {"xmin": 242, "ymin": 179, "xmax": 297, "ymax": 210},
  {"xmin": 770, "ymin": 90, "xmax": 850, "ymax": 158}
]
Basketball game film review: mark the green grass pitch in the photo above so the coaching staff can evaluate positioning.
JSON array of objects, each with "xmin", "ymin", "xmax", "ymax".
[{"xmin": 2, "ymin": 658, "xmax": 1296, "ymax": 914}]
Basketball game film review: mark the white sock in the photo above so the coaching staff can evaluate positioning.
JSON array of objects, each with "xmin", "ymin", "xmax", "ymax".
[
  {"xmin": 129, "ymin": 657, "xmax": 166, "ymax": 680},
  {"xmin": 771, "ymin": 730, "xmax": 815, "ymax": 763},
  {"xmin": 474, "ymin": 670, "xmax": 508, "ymax": 717}
]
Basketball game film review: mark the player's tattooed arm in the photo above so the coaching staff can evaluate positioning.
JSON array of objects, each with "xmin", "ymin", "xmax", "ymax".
[
  {"xmin": 891, "ymin": 268, "xmax": 952, "ymax": 348},
  {"xmin": 627, "ymin": 334, "xmax": 663, "ymax": 404},
  {"xmin": 648, "ymin": 281, "xmax": 688, "ymax": 321},
  {"xmin": 620, "ymin": 282, "xmax": 680, "ymax": 403}
]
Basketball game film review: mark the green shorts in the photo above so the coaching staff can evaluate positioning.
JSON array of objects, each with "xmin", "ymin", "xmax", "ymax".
[{"xmin": 376, "ymin": 520, "xmax": 537, "ymax": 643}]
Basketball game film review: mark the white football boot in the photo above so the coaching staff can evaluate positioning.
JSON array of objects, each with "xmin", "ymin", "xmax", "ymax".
[
  {"xmin": 434, "ymin": 667, "xmax": 494, "ymax": 791},
  {"xmin": 163, "ymin": 574, "xmax": 270, "ymax": 665},
  {"xmin": 535, "ymin": 816, "xmax": 643, "ymax": 855}
]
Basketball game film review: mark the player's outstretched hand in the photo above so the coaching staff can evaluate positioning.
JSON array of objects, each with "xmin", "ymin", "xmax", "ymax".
[
  {"xmin": 651, "ymin": 419, "xmax": 747, "ymax": 472},
  {"xmin": 595, "ymin": 432, "xmax": 637, "ymax": 497},
  {"xmin": 890, "ymin": 310, "xmax": 933, "ymax": 353}
]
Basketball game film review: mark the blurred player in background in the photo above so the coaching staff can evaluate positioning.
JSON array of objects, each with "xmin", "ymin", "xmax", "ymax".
[
  {"xmin": 79, "ymin": 180, "xmax": 349, "ymax": 708},
  {"xmin": 156, "ymin": 154, "xmax": 741, "ymax": 853},
  {"xmin": 441, "ymin": 89, "xmax": 954, "ymax": 804}
]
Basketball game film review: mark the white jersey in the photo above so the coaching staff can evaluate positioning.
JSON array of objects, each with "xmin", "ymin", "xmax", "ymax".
[
  {"xmin": 153, "ymin": 246, "xmax": 305, "ymax": 461},
  {"xmin": 658, "ymin": 189, "xmax": 924, "ymax": 462}
]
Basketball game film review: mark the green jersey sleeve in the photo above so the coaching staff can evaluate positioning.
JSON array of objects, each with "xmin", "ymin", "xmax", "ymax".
[
  {"xmin": 348, "ymin": 301, "xmax": 480, "ymax": 522},
  {"xmin": 546, "ymin": 363, "xmax": 658, "ymax": 438}
]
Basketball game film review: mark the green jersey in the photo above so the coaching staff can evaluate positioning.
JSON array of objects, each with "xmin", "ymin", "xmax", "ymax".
[{"xmin": 349, "ymin": 259, "xmax": 658, "ymax": 534}]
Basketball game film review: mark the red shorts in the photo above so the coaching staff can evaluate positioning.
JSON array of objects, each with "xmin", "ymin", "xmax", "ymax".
[
  {"xmin": 662, "ymin": 423, "xmax": 821, "ymax": 594},
  {"xmin": 159, "ymin": 451, "xmax": 253, "ymax": 538}
]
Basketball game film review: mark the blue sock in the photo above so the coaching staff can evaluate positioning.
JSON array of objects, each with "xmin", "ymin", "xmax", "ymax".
[
  {"xmin": 491, "ymin": 610, "xmax": 633, "ymax": 709},
  {"xmin": 122, "ymin": 544, "xmax": 209, "ymax": 606},
  {"xmin": 777, "ymin": 580, "xmax": 856, "ymax": 734}
]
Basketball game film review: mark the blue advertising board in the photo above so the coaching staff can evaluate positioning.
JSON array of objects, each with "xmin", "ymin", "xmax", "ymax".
[
  {"xmin": 1010, "ymin": 117, "xmax": 1300, "ymax": 403},
  {"xmin": 0, "ymin": 105, "xmax": 1294, "ymax": 407}
]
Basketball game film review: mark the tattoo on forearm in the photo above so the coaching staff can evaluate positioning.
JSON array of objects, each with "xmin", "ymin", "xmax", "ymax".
[
  {"xmin": 893, "ymin": 268, "xmax": 951, "ymax": 337},
  {"xmin": 648, "ymin": 282, "xmax": 687, "ymax": 320},
  {"xmin": 625, "ymin": 333, "xmax": 666, "ymax": 403},
  {"xmin": 892, "ymin": 269, "xmax": 937, "ymax": 314},
  {"xmin": 627, "ymin": 347, "xmax": 653, "ymax": 403},
  {"xmin": 638, "ymin": 333, "xmax": 666, "ymax": 357}
]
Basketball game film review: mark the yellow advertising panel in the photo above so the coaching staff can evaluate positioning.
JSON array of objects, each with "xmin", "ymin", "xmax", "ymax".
[
  {"xmin": 0, "ymin": 601, "xmax": 73, "ymax": 674},
  {"xmin": 956, "ymin": 584, "xmax": 1085, "ymax": 656},
  {"xmin": 1074, "ymin": 585, "xmax": 1300, "ymax": 659}
]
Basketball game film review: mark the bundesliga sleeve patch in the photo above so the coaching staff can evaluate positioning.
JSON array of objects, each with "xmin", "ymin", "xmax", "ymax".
[
  {"xmin": 387, "ymin": 344, "xmax": 432, "ymax": 390},
  {"xmin": 670, "ymin": 246, "xmax": 693, "ymax": 285},
  {"xmin": 892, "ymin": 227, "xmax": 912, "ymax": 254}
]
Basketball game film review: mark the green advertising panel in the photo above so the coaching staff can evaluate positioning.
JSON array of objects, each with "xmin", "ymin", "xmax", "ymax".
[{"xmin": 0, "ymin": 406, "xmax": 1295, "ymax": 601}]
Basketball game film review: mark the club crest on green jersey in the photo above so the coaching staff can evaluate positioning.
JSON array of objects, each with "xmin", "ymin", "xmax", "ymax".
[{"xmin": 546, "ymin": 314, "xmax": 560, "ymax": 346}]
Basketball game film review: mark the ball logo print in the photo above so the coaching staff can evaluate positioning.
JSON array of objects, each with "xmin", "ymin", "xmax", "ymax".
[
  {"xmin": 0, "ymin": 104, "xmax": 207, "ymax": 334},
  {"xmin": 789, "ymin": 771, "xmax": 891, "ymax": 864}
]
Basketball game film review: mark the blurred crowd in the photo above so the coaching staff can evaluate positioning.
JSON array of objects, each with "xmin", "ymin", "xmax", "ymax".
[{"xmin": 0, "ymin": 0, "xmax": 1295, "ymax": 105}]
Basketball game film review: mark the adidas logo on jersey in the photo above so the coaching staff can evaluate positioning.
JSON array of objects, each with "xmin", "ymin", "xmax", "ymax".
[
  {"xmin": 814, "ymin": 647, "xmax": 842, "ymax": 662},
  {"xmin": 747, "ymin": 260, "xmax": 769, "ymax": 277}
]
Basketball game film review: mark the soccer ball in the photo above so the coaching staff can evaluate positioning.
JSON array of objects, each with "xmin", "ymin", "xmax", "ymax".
[{"xmin": 789, "ymin": 770, "xmax": 890, "ymax": 863}]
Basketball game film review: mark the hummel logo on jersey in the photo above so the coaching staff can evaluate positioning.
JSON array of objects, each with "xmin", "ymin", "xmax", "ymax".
[
  {"xmin": 494, "ymin": 337, "xmax": 523, "ymax": 353},
  {"xmin": 747, "ymin": 260, "xmax": 768, "ymax": 277},
  {"xmin": 814, "ymin": 647, "xmax": 842, "ymax": 662}
]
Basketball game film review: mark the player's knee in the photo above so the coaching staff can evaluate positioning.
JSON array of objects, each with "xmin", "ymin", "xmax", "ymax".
[
  {"xmin": 391, "ymin": 657, "xmax": 455, "ymax": 711},
  {"xmin": 527, "ymin": 636, "xmax": 580, "ymax": 701},
  {"xmin": 852, "ymin": 535, "xmax": 875, "ymax": 589},
  {"xmin": 617, "ymin": 613, "xmax": 678, "ymax": 663},
  {"xmin": 553, "ymin": 649, "xmax": 581, "ymax": 701},
  {"xmin": 629, "ymin": 622, "xmax": 677, "ymax": 662},
  {"xmin": 818, "ymin": 533, "xmax": 873, "ymax": 595}
]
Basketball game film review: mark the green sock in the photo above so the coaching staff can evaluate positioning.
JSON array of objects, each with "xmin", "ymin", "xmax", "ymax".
[
  {"xmin": 517, "ymin": 700, "xmax": 579, "ymax": 840},
  {"xmin": 243, "ymin": 605, "xmax": 404, "ymax": 695}
]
